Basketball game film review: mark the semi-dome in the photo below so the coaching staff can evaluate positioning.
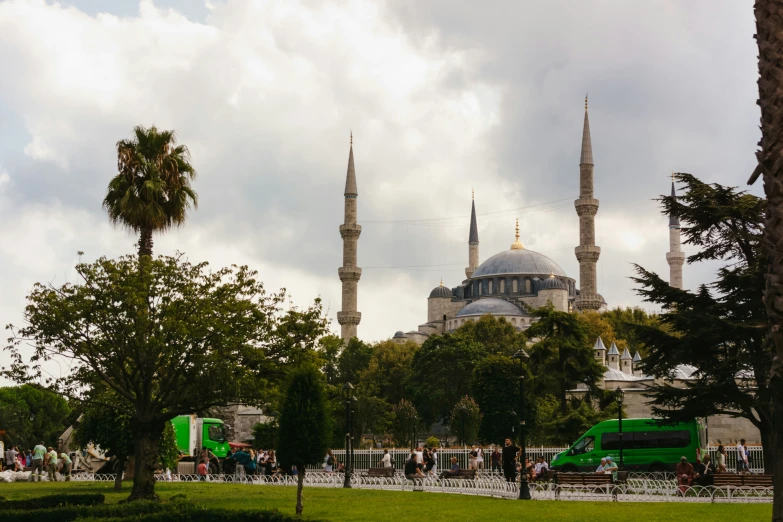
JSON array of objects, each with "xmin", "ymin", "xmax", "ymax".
[
  {"xmin": 472, "ymin": 248, "xmax": 567, "ymax": 278},
  {"xmin": 429, "ymin": 281, "xmax": 453, "ymax": 298},
  {"xmin": 456, "ymin": 297, "xmax": 524, "ymax": 317},
  {"xmin": 393, "ymin": 331, "xmax": 406, "ymax": 339},
  {"xmin": 539, "ymin": 274, "xmax": 566, "ymax": 290}
]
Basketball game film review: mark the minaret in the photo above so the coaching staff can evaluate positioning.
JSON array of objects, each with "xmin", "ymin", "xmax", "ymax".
[
  {"xmin": 574, "ymin": 95, "xmax": 602, "ymax": 311},
  {"xmin": 337, "ymin": 133, "xmax": 362, "ymax": 341},
  {"xmin": 465, "ymin": 190, "xmax": 479, "ymax": 278},
  {"xmin": 666, "ymin": 178, "xmax": 685, "ymax": 289}
]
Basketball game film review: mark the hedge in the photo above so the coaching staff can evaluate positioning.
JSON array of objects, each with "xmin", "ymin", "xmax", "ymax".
[
  {"xmin": 78, "ymin": 505, "xmax": 307, "ymax": 522},
  {"xmin": 0, "ymin": 500, "xmax": 165, "ymax": 522},
  {"xmin": 0, "ymin": 493, "xmax": 105, "ymax": 511}
]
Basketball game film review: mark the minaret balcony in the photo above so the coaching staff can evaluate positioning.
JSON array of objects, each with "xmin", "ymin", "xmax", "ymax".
[
  {"xmin": 666, "ymin": 251, "xmax": 685, "ymax": 265},
  {"xmin": 338, "ymin": 267, "xmax": 362, "ymax": 282},
  {"xmin": 574, "ymin": 197, "xmax": 599, "ymax": 216},
  {"xmin": 337, "ymin": 311, "xmax": 362, "ymax": 325},
  {"xmin": 339, "ymin": 223, "xmax": 362, "ymax": 239},
  {"xmin": 575, "ymin": 245, "xmax": 601, "ymax": 262}
]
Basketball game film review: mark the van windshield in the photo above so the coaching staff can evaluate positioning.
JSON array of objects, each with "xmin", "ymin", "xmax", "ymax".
[
  {"xmin": 207, "ymin": 424, "xmax": 226, "ymax": 443},
  {"xmin": 569, "ymin": 436, "xmax": 595, "ymax": 455}
]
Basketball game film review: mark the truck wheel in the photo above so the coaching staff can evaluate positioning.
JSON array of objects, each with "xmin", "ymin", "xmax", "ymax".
[
  {"xmin": 209, "ymin": 462, "xmax": 219, "ymax": 475},
  {"xmin": 561, "ymin": 464, "xmax": 578, "ymax": 473}
]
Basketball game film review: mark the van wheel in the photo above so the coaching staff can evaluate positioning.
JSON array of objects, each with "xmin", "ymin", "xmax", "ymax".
[
  {"xmin": 561, "ymin": 464, "xmax": 578, "ymax": 473},
  {"xmin": 648, "ymin": 463, "xmax": 667, "ymax": 473}
]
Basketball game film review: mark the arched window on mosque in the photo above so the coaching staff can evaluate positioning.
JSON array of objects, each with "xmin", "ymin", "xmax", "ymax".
[
  {"xmin": 499, "ymin": 279, "xmax": 505, "ymax": 293},
  {"xmin": 525, "ymin": 279, "xmax": 531, "ymax": 293},
  {"xmin": 488, "ymin": 279, "xmax": 493, "ymax": 294},
  {"xmin": 512, "ymin": 279, "xmax": 518, "ymax": 293}
]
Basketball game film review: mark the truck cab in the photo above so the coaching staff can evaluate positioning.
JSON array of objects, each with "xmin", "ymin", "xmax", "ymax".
[{"xmin": 171, "ymin": 415, "xmax": 230, "ymax": 473}]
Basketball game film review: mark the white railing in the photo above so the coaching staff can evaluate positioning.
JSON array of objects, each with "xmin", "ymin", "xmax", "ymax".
[
  {"xmin": 307, "ymin": 447, "xmax": 568, "ymax": 472},
  {"xmin": 309, "ymin": 445, "xmax": 766, "ymax": 474},
  {"xmin": 64, "ymin": 471, "xmax": 773, "ymax": 503}
]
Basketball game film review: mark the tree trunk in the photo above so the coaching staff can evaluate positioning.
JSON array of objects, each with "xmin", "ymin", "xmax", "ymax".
[
  {"xmin": 754, "ymin": 1, "xmax": 783, "ymax": 520},
  {"xmin": 128, "ymin": 422, "xmax": 164, "ymax": 501},
  {"xmin": 138, "ymin": 227, "xmax": 154, "ymax": 258},
  {"xmin": 114, "ymin": 455, "xmax": 125, "ymax": 491},
  {"xmin": 296, "ymin": 467, "xmax": 305, "ymax": 516},
  {"xmin": 296, "ymin": 465, "xmax": 305, "ymax": 515}
]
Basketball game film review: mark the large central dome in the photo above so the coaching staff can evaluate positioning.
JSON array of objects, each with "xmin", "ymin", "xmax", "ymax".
[{"xmin": 472, "ymin": 248, "xmax": 567, "ymax": 278}]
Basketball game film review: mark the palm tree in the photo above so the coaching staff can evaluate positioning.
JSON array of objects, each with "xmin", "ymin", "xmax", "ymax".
[
  {"xmin": 103, "ymin": 125, "xmax": 198, "ymax": 258},
  {"xmin": 748, "ymin": 2, "xmax": 783, "ymax": 518}
]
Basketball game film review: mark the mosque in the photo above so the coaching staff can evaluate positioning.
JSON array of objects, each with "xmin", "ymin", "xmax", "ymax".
[{"xmin": 336, "ymin": 98, "xmax": 758, "ymax": 444}]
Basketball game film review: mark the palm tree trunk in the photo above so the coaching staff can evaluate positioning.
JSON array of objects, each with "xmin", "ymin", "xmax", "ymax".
[
  {"xmin": 138, "ymin": 227, "xmax": 153, "ymax": 258},
  {"xmin": 296, "ymin": 467, "xmax": 305, "ymax": 515},
  {"xmin": 753, "ymin": 2, "xmax": 783, "ymax": 520}
]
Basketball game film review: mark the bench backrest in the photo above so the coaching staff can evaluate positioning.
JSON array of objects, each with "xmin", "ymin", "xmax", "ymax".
[
  {"xmin": 367, "ymin": 468, "xmax": 395, "ymax": 477},
  {"xmin": 556, "ymin": 473, "xmax": 612, "ymax": 485},
  {"xmin": 713, "ymin": 474, "xmax": 773, "ymax": 487}
]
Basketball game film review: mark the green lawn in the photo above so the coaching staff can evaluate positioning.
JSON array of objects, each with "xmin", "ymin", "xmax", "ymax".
[{"xmin": 0, "ymin": 482, "xmax": 772, "ymax": 521}]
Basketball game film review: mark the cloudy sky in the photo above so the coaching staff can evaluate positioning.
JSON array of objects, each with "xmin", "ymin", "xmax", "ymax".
[{"xmin": 0, "ymin": 0, "xmax": 763, "ymax": 379}]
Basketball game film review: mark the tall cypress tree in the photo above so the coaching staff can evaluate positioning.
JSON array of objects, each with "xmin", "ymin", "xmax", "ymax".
[
  {"xmin": 631, "ymin": 173, "xmax": 772, "ymax": 471},
  {"xmin": 278, "ymin": 365, "xmax": 330, "ymax": 516}
]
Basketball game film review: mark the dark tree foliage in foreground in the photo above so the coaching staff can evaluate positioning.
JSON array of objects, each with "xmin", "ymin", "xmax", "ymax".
[
  {"xmin": 470, "ymin": 355, "xmax": 522, "ymax": 444},
  {"xmin": 3, "ymin": 254, "xmax": 325, "ymax": 501},
  {"xmin": 278, "ymin": 365, "xmax": 329, "ymax": 516},
  {"xmin": 631, "ymin": 173, "xmax": 773, "ymax": 471}
]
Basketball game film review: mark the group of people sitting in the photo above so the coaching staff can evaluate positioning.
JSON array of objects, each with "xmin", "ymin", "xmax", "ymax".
[
  {"xmin": 675, "ymin": 454, "xmax": 716, "ymax": 492},
  {"xmin": 402, "ymin": 447, "xmax": 440, "ymax": 479}
]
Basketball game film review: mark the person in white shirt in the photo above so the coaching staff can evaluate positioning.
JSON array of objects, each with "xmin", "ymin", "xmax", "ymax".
[
  {"xmin": 737, "ymin": 439, "xmax": 749, "ymax": 473},
  {"xmin": 534, "ymin": 456, "xmax": 549, "ymax": 480},
  {"xmin": 476, "ymin": 447, "xmax": 484, "ymax": 470},
  {"xmin": 380, "ymin": 450, "xmax": 392, "ymax": 468},
  {"xmin": 431, "ymin": 448, "xmax": 438, "ymax": 474},
  {"xmin": 415, "ymin": 446, "xmax": 423, "ymax": 465}
]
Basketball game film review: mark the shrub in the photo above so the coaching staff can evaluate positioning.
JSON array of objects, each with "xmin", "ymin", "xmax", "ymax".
[
  {"xmin": 0, "ymin": 493, "xmax": 105, "ymax": 511},
  {"xmin": 0, "ymin": 500, "xmax": 166, "ymax": 522},
  {"xmin": 425, "ymin": 436, "xmax": 440, "ymax": 448},
  {"xmin": 77, "ymin": 504, "xmax": 307, "ymax": 522}
]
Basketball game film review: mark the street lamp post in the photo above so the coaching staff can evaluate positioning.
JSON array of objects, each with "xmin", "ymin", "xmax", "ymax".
[
  {"xmin": 513, "ymin": 349, "xmax": 531, "ymax": 500},
  {"xmin": 615, "ymin": 386, "xmax": 624, "ymax": 470},
  {"xmin": 342, "ymin": 382, "xmax": 354, "ymax": 488},
  {"xmin": 350, "ymin": 396, "xmax": 357, "ymax": 474}
]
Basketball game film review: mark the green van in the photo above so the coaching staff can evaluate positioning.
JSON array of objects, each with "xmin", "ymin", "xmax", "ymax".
[{"xmin": 550, "ymin": 418, "xmax": 706, "ymax": 472}]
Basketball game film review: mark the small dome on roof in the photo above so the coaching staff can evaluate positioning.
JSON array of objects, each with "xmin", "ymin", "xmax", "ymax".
[
  {"xmin": 456, "ymin": 297, "xmax": 524, "ymax": 318},
  {"xmin": 393, "ymin": 331, "xmax": 406, "ymax": 339},
  {"xmin": 429, "ymin": 280, "xmax": 453, "ymax": 299},
  {"xmin": 539, "ymin": 274, "xmax": 566, "ymax": 291}
]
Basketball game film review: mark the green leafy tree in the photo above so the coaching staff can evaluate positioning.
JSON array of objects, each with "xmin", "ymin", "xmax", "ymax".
[
  {"xmin": 525, "ymin": 304, "xmax": 605, "ymax": 413},
  {"xmin": 278, "ymin": 365, "xmax": 330, "ymax": 516},
  {"xmin": 450, "ymin": 396, "xmax": 481, "ymax": 447},
  {"xmin": 470, "ymin": 355, "xmax": 525, "ymax": 444},
  {"xmin": 318, "ymin": 335, "xmax": 343, "ymax": 386},
  {"xmin": 391, "ymin": 399, "xmax": 420, "ymax": 448},
  {"xmin": 3, "ymin": 255, "xmax": 298, "ymax": 501},
  {"xmin": 74, "ymin": 397, "xmax": 134, "ymax": 491},
  {"xmin": 600, "ymin": 307, "xmax": 660, "ymax": 357},
  {"xmin": 358, "ymin": 339, "xmax": 417, "ymax": 406},
  {"xmin": 408, "ymin": 333, "xmax": 487, "ymax": 425},
  {"xmin": 0, "ymin": 385, "xmax": 70, "ymax": 448},
  {"xmin": 103, "ymin": 125, "xmax": 197, "ymax": 258},
  {"xmin": 337, "ymin": 337, "xmax": 373, "ymax": 385},
  {"xmin": 456, "ymin": 315, "xmax": 527, "ymax": 356},
  {"xmin": 252, "ymin": 421, "xmax": 279, "ymax": 450},
  {"xmin": 631, "ymin": 173, "xmax": 773, "ymax": 471},
  {"xmin": 529, "ymin": 395, "xmax": 618, "ymax": 446},
  {"xmin": 352, "ymin": 392, "xmax": 390, "ymax": 446}
]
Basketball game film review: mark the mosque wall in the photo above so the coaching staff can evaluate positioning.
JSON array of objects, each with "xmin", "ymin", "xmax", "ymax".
[
  {"xmin": 427, "ymin": 297, "xmax": 466, "ymax": 324},
  {"xmin": 520, "ymin": 289, "xmax": 569, "ymax": 312}
]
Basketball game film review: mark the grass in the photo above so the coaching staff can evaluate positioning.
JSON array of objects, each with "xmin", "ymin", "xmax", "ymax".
[{"xmin": 0, "ymin": 481, "xmax": 772, "ymax": 521}]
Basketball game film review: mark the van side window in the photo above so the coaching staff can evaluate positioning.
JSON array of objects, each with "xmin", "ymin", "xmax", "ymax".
[
  {"xmin": 569, "ymin": 436, "xmax": 595, "ymax": 455},
  {"xmin": 601, "ymin": 430, "xmax": 690, "ymax": 450}
]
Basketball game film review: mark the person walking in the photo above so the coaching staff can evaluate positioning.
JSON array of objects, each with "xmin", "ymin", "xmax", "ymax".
[
  {"xmin": 59, "ymin": 451, "xmax": 72, "ymax": 482},
  {"xmin": 323, "ymin": 450, "xmax": 335, "ymax": 473},
  {"xmin": 716, "ymin": 445, "xmax": 727, "ymax": 473},
  {"xmin": 380, "ymin": 449, "xmax": 392, "ymax": 468},
  {"xmin": 5, "ymin": 445, "xmax": 18, "ymax": 471},
  {"xmin": 501, "ymin": 438, "xmax": 519, "ymax": 483},
  {"xmin": 27, "ymin": 442, "xmax": 46, "ymax": 482},
  {"xmin": 197, "ymin": 461, "xmax": 208, "ymax": 481},
  {"xmin": 736, "ymin": 439, "xmax": 749, "ymax": 473},
  {"xmin": 491, "ymin": 447, "xmax": 501, "ymax": 474},
  {"xmin": 46, "ymin": 447, "xmax": 58, "ymax": 482},
  {"xmin": 476, "ymin": 446, "xmax": 484, "ymax": 470},
  {"xmin": 468, "ymin": 446, "xmax": 478, "ymax": 470}
]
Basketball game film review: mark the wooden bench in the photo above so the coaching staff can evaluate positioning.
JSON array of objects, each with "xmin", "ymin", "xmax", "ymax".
[
  {"xmin": 444, "ymin": 469, "xmax": 476, "ymax": 480},
  {"xmin": 361, "ymin": 468, "xmax": 395, "ymax": 479},
  {"xmin": 713, "ymin": 474, "xmax": 773, "ymax": 488}
]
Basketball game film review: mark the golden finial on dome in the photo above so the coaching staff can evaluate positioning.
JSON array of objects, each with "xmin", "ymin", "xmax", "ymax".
[
  {"xmin": 549, "ymin": 270, "xmax": 555, "ymax": 279},
  {"xmin": 511, "ymin": 218, "xmax": 525, "ymax": 250},
  {"xmin": 440, "ymin": 278, "xmax": 444, "ymax": 287}
]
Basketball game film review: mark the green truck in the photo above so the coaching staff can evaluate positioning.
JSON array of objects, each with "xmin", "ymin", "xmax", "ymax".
[
  {"xmin": 550, "ymin": 418, "xmax": 707, "ymax": 472},
  {"xmin": 170, "ymin": 415, "xmax": 230, "ymax": 473}
]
